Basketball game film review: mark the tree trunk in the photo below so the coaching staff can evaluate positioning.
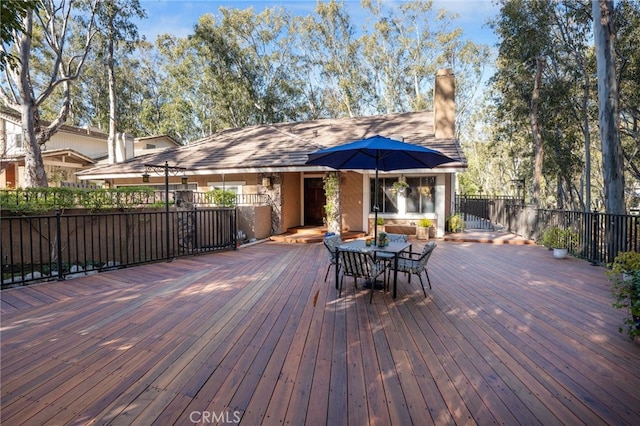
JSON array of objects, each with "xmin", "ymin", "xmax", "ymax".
[
  {"xmin": 18, "ymin": 12, "xmax": 47, "ymax": 187},
  {"xmin": 107, "ymin": 23, "xmax": 117, "ymax": 164},
  {"xmin": 21, "ymin": 103, "xmax": 47, "ymax": 187},
  {"xmin": 582, "ymin": 58, "xmax": 592, "ymax": 212},
  {"xmin": 594, "ymin": 0, "xmax": 625, "ymax": 215},
  {"xmin": 530, "ymin": 56, "xmax": 545, "ymax": 207}
]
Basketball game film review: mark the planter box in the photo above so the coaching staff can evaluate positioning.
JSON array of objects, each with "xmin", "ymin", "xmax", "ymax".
[{"xmin": 416, "ymin": 226, "xmax": 430, "ymax": 240}]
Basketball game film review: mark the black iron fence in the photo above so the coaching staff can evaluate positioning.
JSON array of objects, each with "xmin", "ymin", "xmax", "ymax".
[
  {"xmin": 502, "ymin": 206, "xmax": 640, "ymax": 265},
  {"xmin": 1, "ymin": 207, "xmax": 237, "ymax": 288},
  {"xmin": 455, "ymin": 195, "xmax": 640, "ymax": 265},
  {"xmin": 454, "ymin": 195, "xmax": 522, "ymax": 230},
  {"xmin": 192, "ymin": 192, "xmax": 271, "ymax": 206},
  {"xmin": 0, "ymin": 189, "xmax": 271, "ymax": 212}
]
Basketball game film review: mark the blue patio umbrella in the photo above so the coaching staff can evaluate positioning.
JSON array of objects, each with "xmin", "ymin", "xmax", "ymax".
[{"xmin": 305, "ymin": 135, "xmax": 457, "ymax": 242}]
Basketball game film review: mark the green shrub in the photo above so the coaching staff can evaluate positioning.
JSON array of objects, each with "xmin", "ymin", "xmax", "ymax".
[
  {"xmin": 418, "ymin": 218, "xmax": 432, "ymax": 228},
  {"xmin": 205, "ymin": 189, "xmax": 236, "ymax": 207},
  {"xmin": 541, "ymin": 227, "xmax": 578, "ymax": 249},
  {"xmin": 446, "ymin": 214, "xmax": 464, "ymax": 232}
]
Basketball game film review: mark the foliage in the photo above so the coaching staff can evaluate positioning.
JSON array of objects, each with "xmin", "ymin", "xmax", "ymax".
[
  {"xmin": 0, "ymin": 187, "xmax": 75, "ymax": 214},
  {"xmin": 1, "ymin": 0, "xmax": 100, "ymax": 187},
  {"xmin": 0, "ymin": 187, "xmax": 157, "ymax": 214},
  {"xmin": 79, "ymin": 186, "xmax": 156, "ymax": 211},
  {"xmin": 376, "ymin": 217, "xmax": 385, "ymax": 226},
  {"xmin": 323, "ymin": 173, "xmax": 340, "ymax": 231},
  {"xmin": 609, "ymin": 251, "xmax": 640, "ymax": 275},
  {"xmin": 418, "ymin": 218, "xmax": 432, "ymax": 228},
  {"xmin": 0, "ymin": 0, "xmax": 41, "ymax": 71},
  {"xmin": 446, "ymin": 214, "xmax": 464, "ymax": 232},
  {"xmin": 483, "ymin": 0, "xmax": 640, "ymax": 212},
  {"xmin": 392, "ymin": 180, "xmax": 409, "ymax": 193},
  {"xmin": 377, "ymin": 231, "xmax": 388, "ymax": 246},
  {"xmin": 540, "ymin": 226, "xmax": 578, "ymax": 249},
  {"xmin": 204, "ymin": 189, "xmax": 236, "ymax": 207},
  {"xmin": 608, "ymin": 251, "xmax": 640, "ymax": 340}
]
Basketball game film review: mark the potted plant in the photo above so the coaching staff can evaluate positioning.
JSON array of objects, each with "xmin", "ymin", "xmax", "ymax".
[
  {"xmin": 416, "ymin": 218, "xmax": 432, "ymax": 240},
  {"xmin": 446, "ymin": 214, "xmax": 464, "ymax": 233},
  {"xmin": 540, "ymin": 226, "xmax": 578, "ymax": 259},
  {"xmin": 377, "ymin": 231, "xmax": 388, "ymax": 247},
  {"xmin": 392, "ymin": 180, "xmax": 410, "ymax": 195},
  {"xmin": 608, "ymin": 251, "xmax": 640, "ymax": 340},
  {"xmin": 376, "ymin": 217, "xmax": 385, "ymax": 234}
]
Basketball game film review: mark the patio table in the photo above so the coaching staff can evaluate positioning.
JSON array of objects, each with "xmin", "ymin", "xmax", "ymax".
[{"xmin": 336, "ymin": 240, "xmax": 412, "ymax": 299}]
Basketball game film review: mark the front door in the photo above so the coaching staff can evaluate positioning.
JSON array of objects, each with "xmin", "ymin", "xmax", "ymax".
[{"xmin": 304, "ymin": 178, "xmax": 326, "ymax": 226}]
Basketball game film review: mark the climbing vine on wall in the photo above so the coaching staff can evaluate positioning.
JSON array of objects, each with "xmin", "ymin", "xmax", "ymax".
[{"xmin": 323, "ymin": 172, "xmax": 340, "ymax": 233}]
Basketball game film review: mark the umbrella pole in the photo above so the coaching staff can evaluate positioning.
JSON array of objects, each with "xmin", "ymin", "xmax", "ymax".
[{"xmin": 374, "ymin": 160, "xmax": 379, "ymax": 244}]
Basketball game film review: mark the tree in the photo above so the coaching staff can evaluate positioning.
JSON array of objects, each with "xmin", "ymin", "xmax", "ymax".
[
  {"xmin": 93, "ymin": 0, "xmax": 146, "ymax": 164},
  {"xmin": 0, "ymin": 0, "xmax": 43, "ymax": 71},
  {"xmin": 1, "ymin": 0, "xmax": 98, "ymax": 187},
  {"xmin": 296, "ymin": 0, "xmax": 372, "ymax": 117},
  {"xmin": 593, "ymin": 0, "xmax": 625, "ymax": 214},
  {"xmin": 615, "ymin": 0, "xmax": 640, "ymax": 206}
]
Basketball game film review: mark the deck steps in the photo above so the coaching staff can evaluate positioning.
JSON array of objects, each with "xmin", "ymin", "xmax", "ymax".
[{"xmin": 269, "ymin": 227, "xmax": 366, "ymax": 243}]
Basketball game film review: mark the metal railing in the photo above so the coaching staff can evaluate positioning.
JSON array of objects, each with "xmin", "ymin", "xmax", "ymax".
[
  {"xmin": 504, "ymin": 206, "xmax": 640, "ymax": 265},
  {"xmin": 454, "ymin": 195, "xmax": 522, "ymax": 230},
  {"xmin": 454, "ymin": 194, "xmax": 640, "ymax": 265},
  {"xmin": 1, "ymin": 207, "xmax": 237, "ymax": 288},
  {"xmin": 0, "ymin": 189, "xmax": 271, "ymax": 211},
  {"xmin": 192, "ymin": 192, "xmax": 271, "ymax": 206}
]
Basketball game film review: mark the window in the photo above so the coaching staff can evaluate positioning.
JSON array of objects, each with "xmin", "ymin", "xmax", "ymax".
[
  {"xmin": 370, "ymin": 177, "xmax": 399, "ymax": 213},
  {"xmin": 406, "ymin": 176, "xmax": 436, "ymax": 213},
  {"xmin": 207, "ymin": 182, "xmax": 243, "ymax": 195},
  {"xmin": 11, "ymin": 133, "xmax": 23, "ymax": 148}
]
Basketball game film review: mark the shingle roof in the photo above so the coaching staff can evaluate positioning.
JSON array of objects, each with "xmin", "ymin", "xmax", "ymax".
[{"xmin": 77, "ymin": 110, "xmax": 466, "ymax": 178}]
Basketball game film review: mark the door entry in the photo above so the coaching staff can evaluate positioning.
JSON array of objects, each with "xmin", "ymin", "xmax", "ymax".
[{"xmin": 304, "ymin": 178, "xmax": 326, "ymax": 226}]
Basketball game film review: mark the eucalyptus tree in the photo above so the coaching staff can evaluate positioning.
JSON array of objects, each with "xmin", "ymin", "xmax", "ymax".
[
  {"xmin": 295, "ymin": 0, "xmax": 372, "ymax": 118},
  {"xmin": 615, "ymin": 0, "xmax": 640, "ymax": 206},
  {"xmin": 360, "ymin": 0, "xmax": 439, "ymax": 114},
  {"xmin": 593, "ymin": 0, "xmax": 625, "ymax": 215},
  {"xmin": 0, "ymin": 0, "xmax": 99, "ymax": 187},
  {"xmin": 92, "ymin": 0, "xmax": 146, "ymax": 164},
  {"xmin": 491, "ymin": 0, "xmax": 557, "ymax": 207},
  {"xmin": 0, "ymin": 0, "xmax": 41, "ymax": 71},
  {"xmin": 359, "ymin": 0, "xmax": 490, "ymax": 136},
  {"xmin": 154, "ymin": 6, "xmax": 306, "ymax": 143}
]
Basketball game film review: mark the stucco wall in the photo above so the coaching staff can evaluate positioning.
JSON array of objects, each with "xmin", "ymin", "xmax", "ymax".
[
  {"xmin": 281, "ymin": 172, "xmax": 301, "ymax": 232},
  {"xmin": 237, "ymin": 205, "xmax": 271, "ymax": 240},
  {"xmin": 341, "ymin": 171, "xmax": 364, "ymax": 232}
]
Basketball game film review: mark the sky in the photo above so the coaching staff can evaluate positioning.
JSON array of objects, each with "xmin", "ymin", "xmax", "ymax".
[{"xmin": 135, "ymin": 0, "xmax": 500, "ymax": 47}]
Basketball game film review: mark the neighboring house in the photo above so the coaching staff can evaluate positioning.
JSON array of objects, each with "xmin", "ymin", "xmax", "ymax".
[
  {"xmin": 0, "ymin": 108, "xmax": 180, "ymax": 188},
  {"xmin": 77, "ymin": 69, "xmax": 467, "ymax": 238}
]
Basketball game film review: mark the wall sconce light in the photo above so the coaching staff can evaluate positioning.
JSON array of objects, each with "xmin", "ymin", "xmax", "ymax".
[
  {"xmin": 181, "ymin": 173, "xmax": 188, "ymax": 185},
  {"xmin": 103, "ymin": 181, "xmax": 111, "ymax": 189},
  {"xmin": 262, "ymin": 177, "xmax": 271, "ymax": 188},
  {"xmin": 142, "ymin": 172, "xmax": 150, "ymax": 183}
]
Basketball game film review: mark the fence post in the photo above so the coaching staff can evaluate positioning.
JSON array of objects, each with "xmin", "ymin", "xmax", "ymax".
[
  {"xmin": 175, "ymin": 190, "xmax": 195, "ymax": 255},
  {"xmin": 56, "ymin": 209, "xmax": 64, "ymax": 281}
]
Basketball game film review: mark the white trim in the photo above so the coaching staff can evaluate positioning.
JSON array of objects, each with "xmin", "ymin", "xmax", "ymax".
[
  {"xmin": 77, "ymin": 166, "xmax": 466, "ymax": 181},
  {"xmin": 361, "ymin": 172, "xmax": 447, "ymax": 237}
]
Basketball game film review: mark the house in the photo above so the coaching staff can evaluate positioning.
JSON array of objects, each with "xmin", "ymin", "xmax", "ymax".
[
  {"xmin": 0, "ymin": 108, "xmax": 180, "ymax": 188},
  {"xmin": 76, "ymin": 69, "xmax": 467, "ymax": 239}
]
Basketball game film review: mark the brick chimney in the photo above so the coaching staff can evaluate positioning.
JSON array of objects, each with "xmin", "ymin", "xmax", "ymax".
[{"xmin": 434, "ymin": 68, "xmax": 455, "ymax": 139}]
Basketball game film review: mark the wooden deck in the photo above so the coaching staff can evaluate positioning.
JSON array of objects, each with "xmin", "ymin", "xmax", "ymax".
[{"xmin": 1, "ymin": 240, "xmax": 639, "ymax": 425}]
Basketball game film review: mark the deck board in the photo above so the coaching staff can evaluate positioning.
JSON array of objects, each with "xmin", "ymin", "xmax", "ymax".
[{"xmin": 2, "ymin": 241, "xmax": 640, "ymax": 425}]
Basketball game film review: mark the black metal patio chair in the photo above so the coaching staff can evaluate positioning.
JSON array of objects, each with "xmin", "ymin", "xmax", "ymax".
[
  {"xmin": 338, "ymin": 246, "xmax": 387, "ymax": 303},
  {"xmin": 390, "ymin": 241, "xmax": 437, "ymax": 297},
  {"xmin": 323, "ymin": 234, "xmax": 342, "ymax": 282}
]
